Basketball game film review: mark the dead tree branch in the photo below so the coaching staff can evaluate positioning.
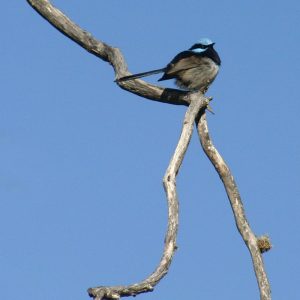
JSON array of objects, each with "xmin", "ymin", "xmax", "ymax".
[
  {"xmin": 196, "ymin": 113, "xmax": 271, "ymax": 300},
  {"xmin": 27, "ymin": 1, "xmax": 272, "ymax": 299},
  {"xmin": 88, "ymin": 93, "xmax": 208, "ymax": 300},
  {"xmin": 27, "ymin": 0, "xmax": 189, "ymax": 106}
]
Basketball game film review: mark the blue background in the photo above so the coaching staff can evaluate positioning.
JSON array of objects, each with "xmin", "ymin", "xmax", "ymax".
[{"xmin": 1, "ymin": 1, "xmax": 300, "ymax": 299}]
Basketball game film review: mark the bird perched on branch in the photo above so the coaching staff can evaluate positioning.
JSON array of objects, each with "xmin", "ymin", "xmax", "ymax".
[{"xmin": 117, "ymin": 38, "xmax": 221, "ymax": 93}]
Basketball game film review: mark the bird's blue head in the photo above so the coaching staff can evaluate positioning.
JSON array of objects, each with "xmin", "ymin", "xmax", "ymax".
[
  {"xmin": 198, "ymin": 38, "xmax": 214, "ymax": 46},
  {"xmin": 189, "ymin": 38, "xmax": 215, "ymax": 53}
]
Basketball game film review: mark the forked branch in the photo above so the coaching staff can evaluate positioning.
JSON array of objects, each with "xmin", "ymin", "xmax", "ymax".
[{"xmin": 27, "ymin": 1, "xmax": 272, "ymax": 299}]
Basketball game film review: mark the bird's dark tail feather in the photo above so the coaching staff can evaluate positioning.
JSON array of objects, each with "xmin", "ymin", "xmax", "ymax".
[{"xmin": 117, "ymin": 68, "xmax": 166, "ymax": 82}]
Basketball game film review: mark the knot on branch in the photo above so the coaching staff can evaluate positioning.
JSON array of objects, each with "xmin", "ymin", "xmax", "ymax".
[
  {"xmin": 257, "ymin": 235, "xmax": 272, "ymax": 253},
  {"xmin": 88, "ymin": 283, "xmax": 155, "ymax": 300},
  {"xmin": 88, "ymin": 287, "xmax": 121, "ymax": 300}
]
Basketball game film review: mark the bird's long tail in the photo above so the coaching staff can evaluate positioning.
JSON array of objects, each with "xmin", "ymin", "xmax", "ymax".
[{"xmin": 117, "ymin": 68, "xmax": 166, "ymax": 82}]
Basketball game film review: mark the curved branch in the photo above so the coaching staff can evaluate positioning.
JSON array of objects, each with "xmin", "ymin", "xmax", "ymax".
[
  {"xmin": 88, "ymin": 93, "xmax": 208, "ymax": 299},
  {"xmin": 27, "ymin": 1, "xmax": 272, "ymax": 299},
  {"xmin": 196, "ymin": 113, "xmax": 271, "ymax": 300},
  {"xmin": 26, "ymin": 1, "xmax": 209, "ymax": 299},
  {"xmin": 26, "ymin": 0, "xmax": 190, "ymax": 106}
]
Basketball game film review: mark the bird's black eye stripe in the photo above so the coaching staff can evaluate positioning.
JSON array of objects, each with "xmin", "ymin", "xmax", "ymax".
[{"xmin": 189, "ymin": 43, "xmax": 208, "ymax": 50}]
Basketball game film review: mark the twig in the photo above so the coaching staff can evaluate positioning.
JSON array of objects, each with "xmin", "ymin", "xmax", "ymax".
[{"xmin": 196, "ymin": 113, "xmax": 271, "ymax": 300}]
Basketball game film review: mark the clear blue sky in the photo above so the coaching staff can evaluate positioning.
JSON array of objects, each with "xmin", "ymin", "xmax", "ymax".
[{"xmin": 1, "ymin": 1, "xmax": 300, "ymax": 299}]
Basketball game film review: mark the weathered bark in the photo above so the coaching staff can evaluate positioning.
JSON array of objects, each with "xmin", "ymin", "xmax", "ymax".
[
  {"xmin": 88, "ymin": 93, "xmax": 208, "ymax": 300},
  {"xmin": 26, "ymin": 0, "xmax": 190, "ymax": 106},
  {"xmin": 196, "ymin": 113, "xmax": 271, "ymax": 300},
  {"xmin": 27, "ymin": 1, "xmax": 272, "ymax": 299}
]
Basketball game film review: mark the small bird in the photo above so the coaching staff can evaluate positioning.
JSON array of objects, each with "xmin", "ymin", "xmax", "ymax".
[{"xmin": 118, "ymin": 38, "xmax": 221, "ymax": 93}]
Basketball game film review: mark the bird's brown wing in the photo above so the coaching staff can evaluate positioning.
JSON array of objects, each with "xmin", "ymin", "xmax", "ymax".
[{"xmin": 159, "ymin": 51, "xmax": 203, "ymax": 81}]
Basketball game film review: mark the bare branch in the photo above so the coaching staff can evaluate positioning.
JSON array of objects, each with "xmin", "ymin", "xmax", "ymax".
[
  {"xmin": 88, "ymin": 93, "xmax": 208, "ymax": 299},
  {"xmin": 27, "ymin": 1, "xmax": 272, "ymax": 299},
  {"xmin": 26, "ymin": 0, "xmax": 190, "ymax": 106},
  {"xmin": 196, "ymin": 113, "xmax": 271, "ymax": 300}
]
